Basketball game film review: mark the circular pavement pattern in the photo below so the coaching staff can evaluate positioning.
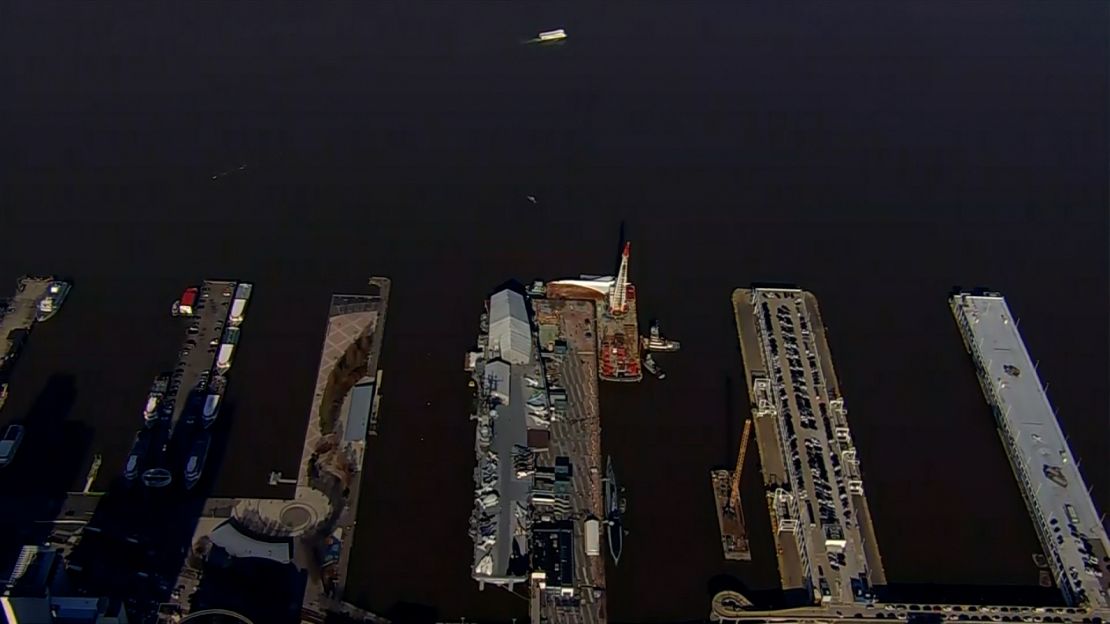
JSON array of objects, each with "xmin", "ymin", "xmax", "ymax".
[
  {"xmin": 180, "ymin": 609, "xmax": 254, "ymax": 623},
  {"xmin": 279, "ymin": 503, "xmax": 315, "ymax": 532}
]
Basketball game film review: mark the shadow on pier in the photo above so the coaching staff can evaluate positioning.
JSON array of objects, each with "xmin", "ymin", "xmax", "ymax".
[
  {"xmin": 66, "ymin": 397, "xmax": 306, "ymax": 623},
  {"xmin": 0, "ymin": 374, "xmax": 91, "ymax": 573}
]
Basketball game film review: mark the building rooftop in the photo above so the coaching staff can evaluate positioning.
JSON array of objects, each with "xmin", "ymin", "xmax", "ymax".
[
  {"xmin": 208, "ymin": 520, "xmax": 294, "ymax": 565},
  {"xmin": 489, "ymin": 290, "xmax": 532, "ymax": 365},
  {"xmin": 342, "ymin": 380, "xmax": 374, "ymax": 443},
  {"xmin": 532, "ymin": 521, "xmax": 574, "ymax": 589},
  {"xmin": 952, "ymin": 293, "xmax": 1110, "ymax": 608}
]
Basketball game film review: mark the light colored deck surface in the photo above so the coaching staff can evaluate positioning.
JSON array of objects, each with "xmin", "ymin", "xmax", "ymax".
[
  {"xmin": 951, "ymin": 293, "xmax": 1110, "ymax": 609},
  {"xmin": 733, "ymin": 288, "xmax": 885, "ymax": 603}
]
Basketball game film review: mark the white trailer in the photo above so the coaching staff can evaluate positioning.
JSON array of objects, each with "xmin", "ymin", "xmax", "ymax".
[{"xmin": 584, "ymin": 518, "xmax": 600, "ymax": 556}]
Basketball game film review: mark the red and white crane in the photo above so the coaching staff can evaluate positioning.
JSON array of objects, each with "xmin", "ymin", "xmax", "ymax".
[{"xmin": 608, "ymin": 242, "xmax": 631, "ymax": 315}]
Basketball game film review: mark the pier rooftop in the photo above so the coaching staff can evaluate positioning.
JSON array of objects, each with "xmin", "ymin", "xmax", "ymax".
[
  {"xmin": 0, "ymin": 276, "xmax": 52, "ymax": 374},
  {"xmin": 167, "ymin": 280, "xmax": 235, "ymax": 433},
  {"xmin": 733, "ymin": 287, "xmax": 886, "ymax": 605},
  {"xmin": 185, "ymin": 279, "xmax": 389, "ymax": 621},
  {"xmin": 531, "ymin": 295, "xmax": 607, "ymax": 624},
  {"xmin": 951, "ymin": 293, "xmax": 1110, "ymax": 609}
]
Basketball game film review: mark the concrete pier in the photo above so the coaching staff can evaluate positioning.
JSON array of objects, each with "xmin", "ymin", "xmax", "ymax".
[
  {"xmin": 534, "ymin": 296, "xmax": 607, "ymax": 624},
  {"xmin": 186, "ymin": 278, "xmax": 391, "ymax": 623},
  {"xmin": 951, "ymin": 292, "xmax": 1110, "ymax": 609},
  {"xmin": 732, "ymin": 288, "xmax": 886, "ymax": 604},
  {"xmin": 0, "ymin": 276, "xmax": 54, "ymax": 381}
]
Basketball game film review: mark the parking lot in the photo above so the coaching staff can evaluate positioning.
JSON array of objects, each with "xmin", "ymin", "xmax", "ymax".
[
  {"xmin": 164, "ymin": 280, "xmax": 235, "ymax": 431},
  {"xmin": 734, "ymin": 288, "xmax": 885, "ymax": 604}
]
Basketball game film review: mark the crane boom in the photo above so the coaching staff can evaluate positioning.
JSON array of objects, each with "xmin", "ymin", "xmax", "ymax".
[
  {"xmin": 729, "ymin": 418, "xmax": 753, "ymax": 511},
  {"xmin": 608, "ymin": 242, "xmax": 631, "ymax": 314}
]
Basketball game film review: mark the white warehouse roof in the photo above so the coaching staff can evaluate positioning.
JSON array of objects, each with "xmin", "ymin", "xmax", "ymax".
[{"xmin": 489, "ymin": 290, "xmax": 531, "ymax": 365}]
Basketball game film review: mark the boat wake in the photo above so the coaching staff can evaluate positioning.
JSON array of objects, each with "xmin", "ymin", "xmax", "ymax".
[{"xmin": 210, "ymin": 163, "xmax": 248, "ymax": 180}]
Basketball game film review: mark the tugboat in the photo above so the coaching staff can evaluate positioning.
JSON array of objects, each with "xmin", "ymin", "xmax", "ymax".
[
  {"xmin": 183, "ymin": 432, "xmax": 211, "ymax": 490},
  {"xmin": 643, "ymin": 354, "xmax": 666, "ymax": 380},
  {"xmin": 35, "ymin": 280, "xmax": 71, "ymax": 322},
  {"xmin": 142, "ymin": 375, "xmax": 170, "ymax": 427},
  {"xmin": 228, "ymin": 283, "xmax": 252, "ymax": 326},
  {"xmin": 125, "ymin": 426, "xmax": 162, "ymax": 481},
  {"xmin": 123, "ymin": 432, "xmax": 150, "ymax": 481},
  {"xmin": 642, "ymin": 320, "xmax": 680, "ymax": 352},
  {"xmin": 604, "ymin": 456, "xmax": 625, "ymax": 565},
  {"xmin": 202, "ymin": 375, "xmax": 226, "ymax": 428},
  {"xmin": 215, "ymin": 328, "xmax": 239, "ymax": 374}
]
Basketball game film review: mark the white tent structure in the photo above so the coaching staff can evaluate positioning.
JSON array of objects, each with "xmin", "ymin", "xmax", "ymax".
[{"xmin": 489, "ymin": 290, "xmax": 531, "ymax": 365}]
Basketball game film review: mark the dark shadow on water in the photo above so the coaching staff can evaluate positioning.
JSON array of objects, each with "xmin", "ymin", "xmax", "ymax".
[
  {"xmin": 195, "ymin": 397, "xmax": 237, "ymax": 495},
  {"xmin": 717, "ymin": 373, "xmax": 737, "ymax": 469},
  {"xmin": 190, "ymin": 550, "xmax": 306, "ymax": 624},
  {"xmin": 490, "ymin": 279, "xmax": 527, "ymax": 298},
  {"xmin": 705, "ymin": 573, "xmax": 797, "ymax": 611},
  {"xmin": 65, "ymin": 388, "xmax": 250, "ymax": 619},
  {"xmin": 382, "ymin": 601, "xmax": 439, "ymax": 624},
  {"xmin": 0, "ymin": 374, "xmax": 90, "ymax": 574}
]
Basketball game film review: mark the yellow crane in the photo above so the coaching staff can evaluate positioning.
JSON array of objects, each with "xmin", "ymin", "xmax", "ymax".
[{"xmin": 728, "ymin": 418, "xmax": 753, "ymax": 513}]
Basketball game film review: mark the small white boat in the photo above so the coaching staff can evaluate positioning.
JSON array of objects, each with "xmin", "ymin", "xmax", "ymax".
[{"xmin": 538, "ymin": 29, "xmax": 567, "ymax": 42}]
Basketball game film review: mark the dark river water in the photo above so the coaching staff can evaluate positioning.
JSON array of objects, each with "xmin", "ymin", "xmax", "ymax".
[{"xmin": 1, "ymin": 2, "xmax": 1106, "ymax": 622}]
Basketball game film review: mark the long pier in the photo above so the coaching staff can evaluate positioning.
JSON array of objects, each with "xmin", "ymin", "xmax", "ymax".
[
  {"xmin": 733, "ymin": 288, "xmax": 886, "ymax": 604},
  {"xmin": 711, "ymin": 600, "xmax": 1109, "ymax": 623},
  {"xmin": 179, "ymin": 279, "xmax": 390, "ymax": 622},
  {"xmin": 716, "ymin": 288, "xmax": 1110, "ymax": 623},
  {"xmin": 534, "ymin": 296, "xmax": 607, "ymax": 624},
  {"xmin": 128, "ymin": 279, "xmax": 236, "ymax": 488},
  {"xmin": 950, "ymin": 292, "xmax": 1110, "ymax": 609},
  {"xmin": 0, "ymin": 276, "xmax": 55, "ymax": 389}
]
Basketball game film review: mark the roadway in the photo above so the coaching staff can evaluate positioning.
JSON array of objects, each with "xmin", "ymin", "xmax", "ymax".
[{"xmin": 711, "ymin": 594, "xmax": 1110, "ymax": 624}]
